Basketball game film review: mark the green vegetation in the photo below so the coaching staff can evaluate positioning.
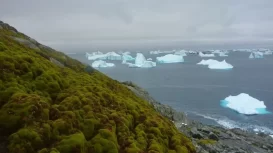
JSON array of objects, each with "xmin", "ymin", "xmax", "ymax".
[
  {"xmin": 198, "ymin": 139, "xmax": 217, "ymax": 145},
  {"xmin": 0, "ymin": 21, "xmax": 195, "ymax": 153}
]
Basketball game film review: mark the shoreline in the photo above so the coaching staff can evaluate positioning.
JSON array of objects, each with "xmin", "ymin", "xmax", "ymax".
[{"xmin": 123, "ymin": 81, "xmax": 273, "ymax": 153}]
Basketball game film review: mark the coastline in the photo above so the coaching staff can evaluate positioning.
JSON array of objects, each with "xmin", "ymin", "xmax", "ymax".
[{"xmin": 123, "ymin": 81, "xmax": 273, "ymax": 153}]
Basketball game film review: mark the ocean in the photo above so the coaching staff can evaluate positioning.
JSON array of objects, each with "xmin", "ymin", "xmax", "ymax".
[{"xmin": 68, "ymin": 51, "xmax": 273, "ymax": 134}]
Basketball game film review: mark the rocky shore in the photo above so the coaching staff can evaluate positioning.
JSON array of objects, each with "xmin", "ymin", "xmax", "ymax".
[{"xmin": 123, "ymin": 81, "xmax": 273, "ymax": 153}]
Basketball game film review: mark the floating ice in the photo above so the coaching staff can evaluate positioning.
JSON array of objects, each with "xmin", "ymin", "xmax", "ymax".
[
  {"xmin": 86, "ymin": 52, "xmax": 121, "ymax": 60},
  {"xmin": 208, "ymin": 60, "xmax": 233, "ymax": 69},
  {"xmin": 221, "ymin": 93, "xmax": 271, "ymax": 115},
  {"xmin": 218, "ymin": 52, "xmax": 228, "ymax": 57},
  {"xmin": 147, "ymin": 58, "xmax": 152, "ymax": 61},
  {"xmin": 197, "ymin": 59, "xmax": 219, "ymax": 65},
  {"xmin": 249, "ymin": 52, "xmax": 264, "ymax": 59},
  {"xmin": 128, "ymin": 53, "xmax": 156, "ymax": 68},
  {"xmin": 199, "ymin": 52, "xmax": 215, "ymax": 57},
  {"xmin": 91, "ymin": 60, "xmax": 115, "ymax": 68},
  {"xmin": 174, "ymin": 50, "xmax": 187, "ymax": 56},
  {"xmin": 156, "ymin": 54, "xmax": 184, "ymax": 63},
  {"xmin": 197, "ymin": 59, "xmax": 233, "ymax": 69},
  {"xmin": 122, "ymin": 54, "xmax": 135, "ymax": 61},
  {"xmin": 270, "ymin": 135, "xmax": 273, "ymax": 138},
  {"xmin": 264, "ymin": 51, "xmax": 273, "ymax": 55}
]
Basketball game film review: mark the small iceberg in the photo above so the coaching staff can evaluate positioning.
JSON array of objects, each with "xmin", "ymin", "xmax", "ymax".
[
  {"xmin": 219, "ymin": 52, "xmax": 228, "ymax": 57},
  {"xmin": 128, "ymin": 53, "xmax": 156, "ymax": 68},
  {"xmin": 174, "ymin": 50, "xmax": 187, "ymax": 56},
  {"xmin": 156, "ymin": 54, "xmax": 184, "ymax": 63},
  {"xmin": 208, "ymin": 60, "xmax": 233, "ymax": 69},
  {"xmin": 199, "ymin": 52, "xmax": 215, "ymax": 57},
  {"xmin": 106, "ymin": 52, "xmax": 122, "ymax": 60},
  {"xmin": 197, "ymin": 59, "xmax": 233, "ymax": 69},
  {"xmin": 91, "ymin": 60, "xmax": 115, "ymax": 68},
  {"xmin": 221, "ymin": 93, "xmax": 271, "ymax": 115},
  {"xmin": 147, "ymin": 58, "xmax": 152, "ymax": 61},
  {"xmin": 249, "ymin": 52, "xmax": 264, "ymax": 59}
]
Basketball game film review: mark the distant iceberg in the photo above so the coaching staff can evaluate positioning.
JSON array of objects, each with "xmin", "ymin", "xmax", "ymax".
[
  {"xmin": 197, "ymin": 59, "xmax": 233, "ymax": 69},
  {"xmin": 174, "ymin": 50, "xmax": 187, "ymax": 56},
  {"xmin": 86, "ymin": 52, "xmax": 121, "ymax": 60},
  {"xmin": 128, "ymin": 53, "xmax": 156, "ymax": 68},
  {"xmin": 249, "ymin": 52, "xmax": 264, "ymax": 59},
  {"xmin": 91, "ymin": 60, "xmax": 115, "ymax": 68},
  {"xmin": 147, "ymin": 58, "xmax": 152, "ymax": 61},
  {"xmin": 122, "ymin": 54, "xmax": 135, "ymax": 61},
  {"xmin": 264, "ymin": 51, "xmax": 273, "ymax": 55},
  {"xmin": 221, "ymin": 93, "xmax": 271, "ymax": 115},
  {"xmin": 218, "ymin": 52, "xmax": 228, "ymax": 57},
  {"xmin": 199, "ymin": 52, "xmax": 215, "ymax": 57},
  {"xmin": 156, "ymin": 54, "xmax": 184, "ymax": 63}
]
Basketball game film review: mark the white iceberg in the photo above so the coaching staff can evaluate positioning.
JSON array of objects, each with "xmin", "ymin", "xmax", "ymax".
[
  {"xmin": 106, "ymin": 52, "xmax": 122, "ymax": 60},
  {"xmin": 199, "ymin": 52, "xmax": 215, "ymax": 57},
  {"xmin": 129, "ymin": 53, "xmax": 156, "ymax": 68},
  {"xmin": 91, "ymin": 60, "xmax": 115, "ymax": 68},
  {"xmin": 197, "ymin": 59, "xmax": 219, "ymax": 65},
  {"xmin": 221, "ymin": 93, "xmax": 271, "ymax": 115},
  {"xmin": 264, "ymin": 51, "xmax": 273, "ymax": 55},
  {"xmin": 122, "ymin": 54, "xmax": 135, "ymax": 61},
  {"xmin": 197, "ymin": 59, "xmax": 233, "ymax": 69},
  {"xmin": 156, "ymin": 54, "xmax": 184, "ymax": 63},
  {"xmin": 147, "ymin": 58, "xmax": 152, "ymax": 61},
  {"xmin": 219, "ymin": 52, "xmax": 228, "ymax": 57},
  {"xmin": 174, "ymin": 50, "xmax": 187, "ymax": 56},
  {"xmin": 208, "ymin": 60, "xmax": 233, "ymax": 69},
  {"xmin": 249, "ymin": 52, "xmax": 264, "ymax": 59},
  {"xmin": 86, "ymin": 51, "xmax": 121, "ymax": 60}
]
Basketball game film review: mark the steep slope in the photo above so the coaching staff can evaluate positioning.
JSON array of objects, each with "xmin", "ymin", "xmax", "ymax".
[{"xmin": 0, "ymin": 21, "xmax": 195, "ymax": 153}]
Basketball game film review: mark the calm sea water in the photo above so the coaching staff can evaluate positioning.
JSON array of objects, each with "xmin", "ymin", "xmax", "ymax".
[{"xmin": 69, "ymin": 52, "xmax": 273, "ymax": 134}]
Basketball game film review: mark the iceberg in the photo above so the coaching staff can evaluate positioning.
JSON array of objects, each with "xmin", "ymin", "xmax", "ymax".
[
  {"xmin": 221, "ymin": 93, "xmax": 271, "ymax": 115},
  {"xmin": 264, "ymin": 51, "xmax": 273, "ymax": 55},
  {"xmin": 91, "ymin": 60, "xmax": 115, "ymax": 68},
  {"xmin": 156, "ymin": 54, "xmax": 184, "ymax": 63},
  {"xmin": 122, "ymin": 54, "xmax": 135, "ymax": 61},
  {"xmin": 147, "ymin": 58, "xmax": 152, "ymax": 61},
  {"xmin": 129, "ymin": 53, "xmax": 156, "ymax": 68},
  {"xmin": 174, "ymin": 50, "xmax": 187, "ymax": 56},
  {"xmin": 197, "ymin": 59, "xmax": 219, "ymax": 65},
  {"xmin": 199, "ymin": 52, "xmax": 215, "ymax": 57},
  {"xmin": 86, "ymin": 52, "xmax": 121, "ymax": 60},
  {"xmin": 106, "ymin": 52, "xmax": 122, "ymax": 60},
  {"xmin": 208, "ymin": 60, "xmax": 233, "ymax": 69},
  {"xmin": 249, "ymin": 52, "xmax": 264, "ymax": 59},
  {"xmin": 219, "ymin": 52, "xmax": 228, "ymax": 57},
  {"xmin": 197, "ymin": 59, "xmax": 233, "ymax": 69}
]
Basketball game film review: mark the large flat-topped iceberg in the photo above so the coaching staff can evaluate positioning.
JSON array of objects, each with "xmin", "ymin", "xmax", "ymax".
[
  {"xmin": 199, "ymin": 52, "xmax": 215, "ymax": 57},
  {"xmin": 221, "ymin": 93, "xmax": 271, "ymax": 115},
  {"xmin": 249, "ymin": 52, "xmax": 264, "ymax": 59},
  {"xmin": 197, "ymin": 59, "xmax": 233, "ymax": 69},
  {"xmin": 156, "ymin": 54, "xmax": 184, "ymax": 63},
  {"xmin": 128, "ymin": 53, "xmax": 156, "ymax": 68},
  {"xmin": 91, "ymin": 60, "xmax": 115, "ymax": 68},
  {"xmin": 218, "ymin": 52, "xmax": 228, "ymax": 57}
]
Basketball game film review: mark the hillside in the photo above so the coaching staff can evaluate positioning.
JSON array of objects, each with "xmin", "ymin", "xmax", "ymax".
[{"xmin": 0, "ymin": 21, "xmax": 195, "ymax": 153}]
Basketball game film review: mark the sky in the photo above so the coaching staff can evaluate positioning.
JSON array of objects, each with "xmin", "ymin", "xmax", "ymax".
[{"xmin": 1, "ymin": 0, "xmax": 273, "ymax": 52}]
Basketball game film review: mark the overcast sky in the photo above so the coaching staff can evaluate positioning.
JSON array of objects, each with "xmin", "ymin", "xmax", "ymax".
[{"xmin": 1, "ymin": 0, "xmax": 273, "ymax": 51}]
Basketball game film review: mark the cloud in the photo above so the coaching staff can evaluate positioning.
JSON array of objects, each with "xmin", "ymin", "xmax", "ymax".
[{"xmin": 1, "ymin": 0, "xmax": 273, "ymax": 50}]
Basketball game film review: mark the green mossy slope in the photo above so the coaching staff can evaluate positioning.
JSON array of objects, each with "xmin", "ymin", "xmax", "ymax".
[{"xmin": 0, "ymin": 21, "xmax": 195, "ymax": 153}]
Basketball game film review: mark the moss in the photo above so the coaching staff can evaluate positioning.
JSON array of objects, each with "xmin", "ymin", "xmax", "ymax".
[
  {"xmin": 0, "ymin": 22, "xmax": 195, "ymax": 153},
  {"xmin": 8, "ymin": 128, "xmax": 43, "ymax": 153},
  {"xmin": 56, "ymin": 132, "xmax": 86, "ymax": 153},
  {"xmin": 198, "ymin": 139, "xmax": 217, "ymax": 145}
]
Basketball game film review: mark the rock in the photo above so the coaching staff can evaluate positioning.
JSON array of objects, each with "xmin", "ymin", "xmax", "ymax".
[
  {"xmin": 190, "ymin": 127, "xmax": 204, "ymax": 139},
  {"xmin": 12, "ymin": 37, "xmax": 40, "ymax": 50},
  {"xmin": 209, "ymin": 132, "xmax": 219, "ymax": 141},
  {"xmin": 198, "ymin": 126, "xmax": 211, "ymax": 134}
]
